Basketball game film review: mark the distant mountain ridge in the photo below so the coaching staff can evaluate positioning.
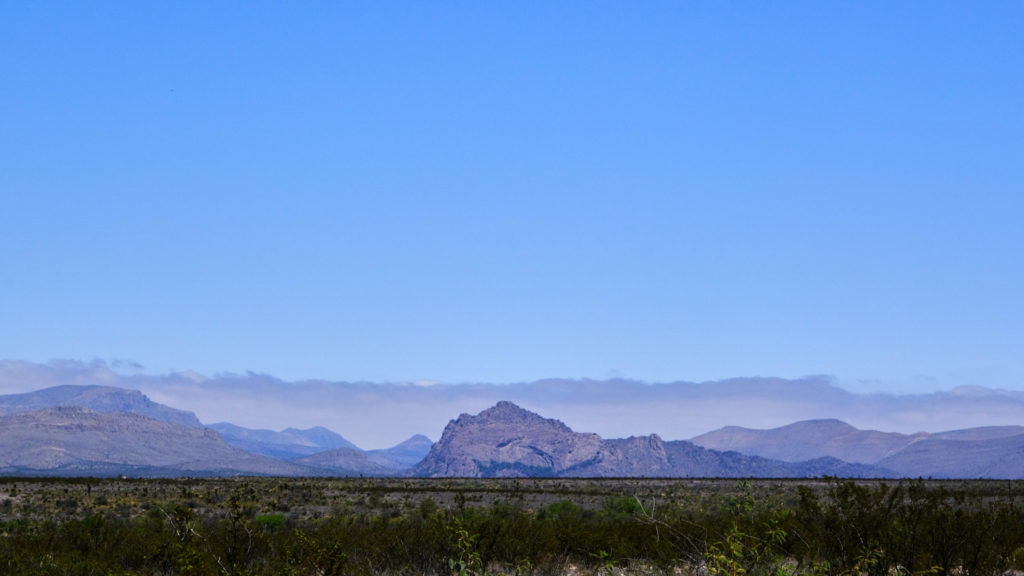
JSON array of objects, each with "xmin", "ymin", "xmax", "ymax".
[
  {"xmin": 691, "ymin": 419, "xmax": 928, "ymax": 463},
  {"xmin": 2, "ymin": 383, "xmax": 1024, "ymax": 478},
  {"xmin": 0, "ymin": 406, "xmax": 318, "ymax": 476},
  {"xmin": 876, "ymin": 433, "xmax": 1024, "ymax": 478},
  {"xmin": 0, "ymin": 384, "xmax": 202, "ymax": 427},
  {"xmin": 8, "ymin": 361, "xmax": 1024, "ymax": 444},
  {"xmin": 412, "ymin": 401, "xmax": 892, "ymax": 478},
  {"xmin": 208, "ymin": 423, "xmax": 433, "ymax": 474},
  {"xmin": 209, "ymin": 422, "xmax": 361, "ymax": 459},
  {"xmin": 366, "ymin": 434, "xmax": 435, "ymax": 469},
  {"xmin": 292, "ymin": 447, "xmax": 394, "ymax": 476},
  {"xmin": 0, "ymin": 384, "xmax": 432, "ymax": 477},
  {"xmin": 692, "ymin": 420, "xmax": 1024, "ymax": 478},
  {"xmin": 287, "ymin": 435, "xmax": 437, "ymax": 476}
]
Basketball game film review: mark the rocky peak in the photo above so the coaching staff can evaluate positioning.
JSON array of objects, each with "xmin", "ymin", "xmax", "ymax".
[
  {"xmin": 461, "ymin": 401, "xmax": 572, "ymax": 433},
  {"xmin": 481, "ymin": 400, "xmax": 536, "ymax": 418},
  {"xmin": 412, "ymin": 401, "xmax": 602, "ymax": 477}
]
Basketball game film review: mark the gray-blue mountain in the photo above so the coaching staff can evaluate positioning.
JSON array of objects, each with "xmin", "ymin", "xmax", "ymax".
[
  {"xmin": 0, "ymin": 406, "xmax": 320, "ymax": 477},
  {"xmin": 3, "ymin": 385, "xmax": 1024, "ymax": 478},
  {"xmin": 207, "ymin": 424, "xmax": 432, "ymax": 474},
  {"xmin": 208, "ymin": 422, "xmax": 361, "ymax": 459},
  {"xmin": 0, "ymin": 384, "xmax": 201, "ymax": 427},
  {"xmin": 692, "ymin": 420, "xmax": 1024, "ymax": 478},
  {"xmin": 411, "ymin": 401, "xmax": 892, "ymax": 478},
  {"xmin": 0, "ymin": 385, "xmax": 426, "ymax": 477}
]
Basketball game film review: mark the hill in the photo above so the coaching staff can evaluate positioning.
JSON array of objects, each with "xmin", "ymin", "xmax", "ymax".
[
  {"xmin": 0, "ymin": 406, "xmax": 319, "ymax": 477},
  {"xmin": 365, "ymin": 434, "xmax": 434, "ymax": 469},
  {"xmin": 412, "ymin": 402, "xmax": 892, "ymax": 478},
  {"xmin": 692, "ymin": 420, "xmax": 1024, "ymax": 478},
  {"xmin": 0, "ymin": 384, "xmax": 202, "ymax": 427},
  {"xmin": 209, "ymin": 422, "xmax": 361, "ymax": 459},
  {"xmin": 691, "ymin": 419, "xmax": 928, "ymax": 463}
]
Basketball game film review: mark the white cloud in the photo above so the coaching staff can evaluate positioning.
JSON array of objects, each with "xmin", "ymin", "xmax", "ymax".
[{"xmin": 3, "ymin": 360, "xmax": 1024, "ymax": 449}]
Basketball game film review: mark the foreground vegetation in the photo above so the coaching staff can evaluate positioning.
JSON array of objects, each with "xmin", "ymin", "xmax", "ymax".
[{"xmin": 2, "ymin": 477, "xmax": 1024, "ymax": 575}]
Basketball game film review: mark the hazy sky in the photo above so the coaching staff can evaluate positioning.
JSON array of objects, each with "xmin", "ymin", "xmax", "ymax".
[{"xmin": 2, "ymin": 3, "xmax": 1022, "ymax": 394}]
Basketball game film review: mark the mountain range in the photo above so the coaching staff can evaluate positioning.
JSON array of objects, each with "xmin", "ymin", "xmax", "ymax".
[
  {"xmin": 9, "ymin": 361, "xmax": 1024, "ymax": 446},
  {"xmin": 0, "ymin": 384, "xmax": 1023, "ymax": 478},
  {"xmin": 0, "ymin": 406, "xmax": 317, "ymax": 477},
  {"xmin": 0, "ymin": 386, "xmax": 426, "ymax": 477},
  {"xmin": 207, "ymin": 422, "xmax": 362, "ymax": 459},
  {"xmin": 411, "ymin": 401, "xmax": 890, "ymax": 478},
  {"xmin": 0, "ymin": 384, "xmax": 202, "ymax": 427},
  {"xmin": 692, "ymin": 419, "xmax": 1024, "ymax": 478}
]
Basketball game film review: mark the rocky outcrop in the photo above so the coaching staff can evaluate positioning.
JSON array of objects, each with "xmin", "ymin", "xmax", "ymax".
[
  {"xmin": 411, "ymin": 402, "xmax": 895, "ymax": 478},
  {"xmin": 412, "ymin": 401, "xmax": 604, "ymax": 477},
  {"xmin": 6, "ymin": 384, "xmax": 1019, "ymax": 478}
]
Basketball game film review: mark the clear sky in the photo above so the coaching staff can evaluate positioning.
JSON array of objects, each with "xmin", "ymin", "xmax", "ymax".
[{"xmin": 2, "ymin": 3, "xmax": 1022, "ymax": 394}]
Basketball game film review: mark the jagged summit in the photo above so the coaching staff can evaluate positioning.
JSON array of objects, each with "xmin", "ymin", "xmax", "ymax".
[
  {"xmin": 5, "ymin": 385, "xmax": 1022, "ymax": 478},
  {"xmin": 411, "ymin": 401, "xmax": 890, "ymax": 478},
  {"xmin": 482, "ymin": 399, "xmax": 529, "ymax": 416},
  {"xmin": 412, "ymin": 401, "xmax": 603, "ymax": 477},
  {"xmin": 466, "ymin": 401, "xmax": 573, "ymax": 431}
]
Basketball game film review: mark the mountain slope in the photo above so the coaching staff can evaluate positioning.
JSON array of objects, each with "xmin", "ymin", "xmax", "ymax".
[
  {"xmin": 691, "ymin": 419, "xmax": 928, "ymax": 463},
  {"xmin": 0, "ymin": 385, "xmax": 202, "ymax": 427},
  {"xmin": 411, "ymin": 402, "xmax": 894, "ymax": 478},
  {"xmin": 5, "ymin": 382, "xmax": 1020, "ymax": 479},
  {"xmin": 931, "ymin": 426, "xmax": 1024, "ymax": 442},
  {"xmin": 412, "ymin": 401, "xmax": 604, "ymax": 477},
  {"xmin": 691, "ymin": 419, "xmax": 1024, "ymax": 478},
  {"xmin": 365, "ymin": 434, "xmax": 434, "ymax": 469},
  {"xmin": 209, "ymin": 422, "xmax": 360, "ymax": 459},
  {"xmin": 292, "ymin": 434, "xmax": 433, "ymax": 475},
  {"xmin": 292, "ymin": 447, "xmax": 395, "ymax": 476},
  {"xmin": 0, "ymin": 407, "xmax": 318, "ymax": 477},
  {"xmin": 876, "ymin": 433, "xmax": 1024, "ymax": 478}
]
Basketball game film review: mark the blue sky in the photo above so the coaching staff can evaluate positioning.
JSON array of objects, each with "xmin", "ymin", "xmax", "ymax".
[{"xmin": 2, "ymin": 3, "xmax": 1022, "ymax": 394}]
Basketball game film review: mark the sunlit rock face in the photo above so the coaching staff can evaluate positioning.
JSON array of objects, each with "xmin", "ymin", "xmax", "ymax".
[{"xmin": 410, "ymin": 401, "xmax": 895, "ymax": 479}]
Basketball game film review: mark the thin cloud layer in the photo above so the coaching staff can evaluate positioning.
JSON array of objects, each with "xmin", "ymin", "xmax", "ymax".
[{"xmin": 2, "ymin": 359, "xmax": 1023, "ymax": 449}]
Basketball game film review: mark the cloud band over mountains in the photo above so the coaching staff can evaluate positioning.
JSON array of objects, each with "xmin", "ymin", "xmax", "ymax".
[{"xmin": 2, "ymin": 359, "xmax": 1023, "ymax": 449}]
